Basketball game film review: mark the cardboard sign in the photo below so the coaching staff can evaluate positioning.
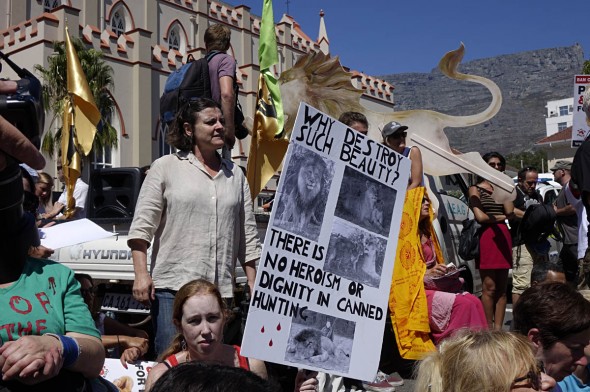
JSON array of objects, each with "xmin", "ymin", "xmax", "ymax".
[
  {"xmin": 572, "ymin": 75, "xmax": 590, "ymax": 147},
  {"xmin": 100, "ymin": 359, "xmax": 156, "ymax": 392},
  {"xmin": 241, "ymin": 103, "xmax": 410, "ymax": 380}
]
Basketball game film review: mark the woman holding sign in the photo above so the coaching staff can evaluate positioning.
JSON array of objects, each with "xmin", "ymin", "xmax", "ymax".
[{"xmin": 145, "ymin": 279, "xmax": 318, "ymax": 392}]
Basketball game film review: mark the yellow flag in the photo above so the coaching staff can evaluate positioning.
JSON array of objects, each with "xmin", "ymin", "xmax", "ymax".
[
  {"xmin": 60, "ymin": 100, "xmax": 82, "ymax": 219},
  {"xmin": 246, "ymin": 0, "xmax": 287, "ymax": 200},
  {"xmin": 61, "ymin": 26, "xmax": 100, "ymax": 218},
  {"xmin": 64, "ymin": 25, "xmax": 100, "ymax": 156}
]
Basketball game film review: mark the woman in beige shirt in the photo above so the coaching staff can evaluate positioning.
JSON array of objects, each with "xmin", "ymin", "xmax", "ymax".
[{"xmin": 128, "ymin": 98, "xmax": 261, "ymax": 356}]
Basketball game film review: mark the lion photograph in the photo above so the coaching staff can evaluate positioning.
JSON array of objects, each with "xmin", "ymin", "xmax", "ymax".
[
  {"xmin": 273, "ymin": 144, "xmax": 334, "ymax": 241},
  {"xmin": 285, "ymin": 309, "xmax": 354, "ymax": 372},
  {"xmin": 335, "ymin": 166, "xmax": 396, "ymax": 236},
  {"xmin": 324, "ymin": 219, "xmax": 387, "ymax": 288}
]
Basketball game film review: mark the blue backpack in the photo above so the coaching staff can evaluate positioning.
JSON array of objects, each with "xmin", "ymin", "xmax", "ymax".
[
  {"xmin": 159, "ymin": 52, "xmax": 249, "ymax": 140},
  {"xmin": 159, "ymin": 52, "xmax": 219, "ymax": 125}
]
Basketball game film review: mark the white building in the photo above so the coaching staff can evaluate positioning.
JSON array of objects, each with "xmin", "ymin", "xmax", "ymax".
[
  {"xmin": 545, "ymin": 97, "xmax": 574, "ymax": 136},
  {"xmin": 0, "ymin": 0, "xmax": 396, "ymax": 188}
]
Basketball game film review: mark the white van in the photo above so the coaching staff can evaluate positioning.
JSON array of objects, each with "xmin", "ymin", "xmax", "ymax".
[{"xmin": 425, "ymin": 174, "xmax": 482, "ymax": 295}]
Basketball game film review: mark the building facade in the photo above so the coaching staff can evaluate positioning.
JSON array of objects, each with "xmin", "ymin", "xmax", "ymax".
[
  {"xmin": 545, "ymin": 97, "xmax": 574, "ymax": 136},
  {"xmin": 0, "ymin": 0, "xmax": 396, "ymax": 192}
]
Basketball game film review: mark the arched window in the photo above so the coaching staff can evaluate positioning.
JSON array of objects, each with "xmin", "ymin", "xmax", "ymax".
[
  {"xmin": 44, "ymin": 0, "xmax": 61, "ymax": 12},
  {"xmin": 168, "ymin": 29, "xmax": 180, "ymax": 51},
  {"xmin": 90, "ymin": 114, "xmax": 120, "ymax": 170},
  {"xmin": 165, "ymin": 22, "xmax": 187, "ymax": 53},
  {"xmin": 111, "ymin": 10, "xmax": 125, "ymax": 37}
]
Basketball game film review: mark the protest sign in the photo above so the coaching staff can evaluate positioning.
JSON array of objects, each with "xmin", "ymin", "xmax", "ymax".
[
  {"xmin": 100, "ymin": 359, "xmax": 155, "ymax": 392},
  {"xmin": 241, "ymin": 103, "xmax": 411, "ymax": 380},
  {"xmin": 572, "ymin": 75, "xmax": 590, "ymax": 147}
]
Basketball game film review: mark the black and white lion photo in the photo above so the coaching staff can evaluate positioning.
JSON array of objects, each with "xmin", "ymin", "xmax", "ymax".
[
  {"xmin": 285, "ymin": 309, "xmax": 354, "ymax": 372},
  {"xmin": 274, "ymin": 144, "xmax": 334, "ymax": 241},
  {"xmin": 335, "ymin": 166, "xmax": 396, "ymax": 237},
  {"xmin": 324, "ymin": 219, "xmax": 387, "ymax": 288}
]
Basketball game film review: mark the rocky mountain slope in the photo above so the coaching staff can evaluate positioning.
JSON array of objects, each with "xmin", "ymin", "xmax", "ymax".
[{"xmin": 379, "ymin": 45, "xmax": 586, "ymax": 154}]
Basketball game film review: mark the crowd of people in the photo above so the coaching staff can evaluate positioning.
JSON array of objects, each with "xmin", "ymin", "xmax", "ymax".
[{"xmin": 2, "ymin": 22, "xmax": 590, "ymax": 392}]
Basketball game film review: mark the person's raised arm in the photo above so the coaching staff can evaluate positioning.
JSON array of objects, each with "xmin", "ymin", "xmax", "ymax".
[{"xmin": 407, "ymin": 146, "xmax": 423, "ymax": 190}]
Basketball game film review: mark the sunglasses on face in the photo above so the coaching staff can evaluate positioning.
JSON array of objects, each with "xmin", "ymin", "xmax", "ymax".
[{"xmin": 389, "ymin": 131, "xmax": 407, "ymax": 140}]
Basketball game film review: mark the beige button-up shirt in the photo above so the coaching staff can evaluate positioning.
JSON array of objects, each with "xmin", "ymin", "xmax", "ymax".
[{"xmin": 128, "ymin": 151, "xmax": 260, "ymax": 297}]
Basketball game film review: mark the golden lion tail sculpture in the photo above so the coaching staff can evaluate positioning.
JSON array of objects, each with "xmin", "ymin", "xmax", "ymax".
[
  {"xmin": 437, "ymin": 43, "xmax": 502, "ymax": 128},
  {"xmin": 279, "ymin": 43, "xmax": 515, "ymax": 202}
]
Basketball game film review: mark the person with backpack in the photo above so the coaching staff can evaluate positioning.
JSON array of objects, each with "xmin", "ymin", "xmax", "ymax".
[
  {"xmin": 159, "ymin": 24, "xmax": 247, "ymax": 160},
  {"xmin": 511, "ymin": 166, "xmax": 551, "ymax": 305},
  {"xmin": 205, "ymin": 24, "xmax": 238, "ymax": 157}
]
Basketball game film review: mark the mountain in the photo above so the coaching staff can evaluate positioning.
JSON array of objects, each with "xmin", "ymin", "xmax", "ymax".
[{"xmin": 379, "ymin": 45, "xmax": 586, "ymax": 154}]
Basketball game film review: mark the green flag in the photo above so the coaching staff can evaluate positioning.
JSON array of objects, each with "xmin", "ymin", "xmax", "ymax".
[{"xmin": 246, "ymin": 0, "xmax": 287, "ymax": 199}]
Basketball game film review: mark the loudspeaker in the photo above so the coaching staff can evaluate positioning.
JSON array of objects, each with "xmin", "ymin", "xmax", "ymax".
[{"xmin": 86, "ymin": 167, "xmax": 143, "ymax": 220}]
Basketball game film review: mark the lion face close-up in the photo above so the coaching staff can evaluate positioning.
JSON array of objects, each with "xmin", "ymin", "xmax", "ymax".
[{"xmin": 297, "ymin": 165, "xmax": 322, "ymax": 203}]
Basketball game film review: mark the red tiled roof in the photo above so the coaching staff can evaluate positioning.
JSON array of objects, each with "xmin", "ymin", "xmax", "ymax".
[{"xmin": 536, "ymin": 127, "xmax": 571, "ymax": 144}]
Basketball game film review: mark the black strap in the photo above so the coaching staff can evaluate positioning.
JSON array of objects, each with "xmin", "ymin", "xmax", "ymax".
[{"xmin": 205, "ymin": 50, "xmax": 223, "ymax": 63}]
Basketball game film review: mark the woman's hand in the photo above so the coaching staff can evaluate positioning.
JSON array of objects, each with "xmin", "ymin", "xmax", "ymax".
[
  {"xmin": 132, "ymin": 271, "xmax": 154, "ymax": 306},
  {"xmin": 294, "ymin": 369, "xmax": 319, "ymax": 392},
  {"xmin": 118, "ymin": 336, "xmax": 148, "ymax": 368},
  {"xmin": 425, "ymin": 264, "xmax": 448, "ymax": 278},
  {"xmin": 120, "ymin": 347, "xmax": 142, "ymax": 368},
  {"xmin": 0, "ymin": 335, "xmax": 63, "ymax": 384},
  {"xmin": 120, "ymin": 336, "xmax": 149, "ymax": 352}
]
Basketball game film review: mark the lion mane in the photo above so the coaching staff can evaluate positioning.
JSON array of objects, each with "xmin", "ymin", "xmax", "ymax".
[{"xmin": 279, "ymin": 52, "xmax": 365, "ymax": 135}]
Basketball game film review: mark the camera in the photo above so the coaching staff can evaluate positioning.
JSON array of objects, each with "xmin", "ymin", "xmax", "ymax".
[
  {"xmin": 0, "ymin": 50, "xmax": 44, "ymax": 148},
  {"xmin": 0, "ymin": 51, "xmax": 44, "ymax": 238}
]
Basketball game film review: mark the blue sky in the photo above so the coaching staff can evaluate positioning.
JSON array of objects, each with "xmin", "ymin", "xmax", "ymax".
[{"xmin": 236, "ymin": 0, "xmax": 589, "ymax": 76}]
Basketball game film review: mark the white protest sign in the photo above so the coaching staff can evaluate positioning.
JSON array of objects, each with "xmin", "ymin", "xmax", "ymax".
[
  {"xmin": 572, "ymin": 75, "xmax": 590, "ymax": 147},
  {"xmin": 100, "ymin": 359, "xmax": 156, "ymax": 392},
  {"xmin": 241, "ymin": 103, "xmax": 410, "ymax": 380}
]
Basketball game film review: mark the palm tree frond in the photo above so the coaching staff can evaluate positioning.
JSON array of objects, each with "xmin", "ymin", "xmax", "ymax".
[{"xmin": 35, "ymin": 38, "xmax": 118, "ymax": 158}]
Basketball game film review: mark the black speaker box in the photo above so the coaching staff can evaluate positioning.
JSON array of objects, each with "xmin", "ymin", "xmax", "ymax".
[{"xmin": 86, "ymin": 167, "xmax": 143, "ymax": 221}]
